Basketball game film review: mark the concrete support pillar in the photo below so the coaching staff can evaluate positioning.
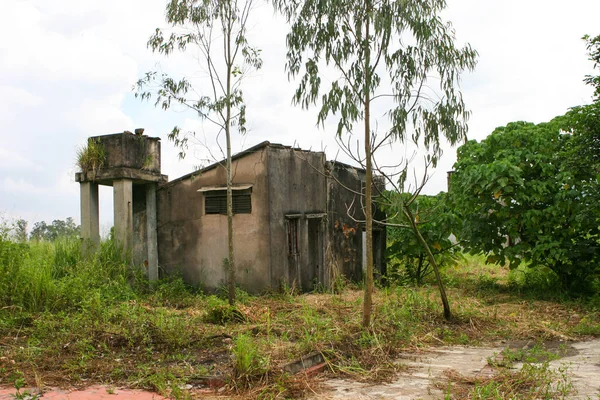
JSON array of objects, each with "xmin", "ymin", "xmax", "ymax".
[
  {"xmin": 114, "ymin": 179, "xmax": 133, "ymax": 260},
  {"xmin": 80, "ymin": 182, "xmax": 100, "ymax": 254},
  {"xmin": 145, "ymin": 183, "xmax": 158, "ymax": 281}
]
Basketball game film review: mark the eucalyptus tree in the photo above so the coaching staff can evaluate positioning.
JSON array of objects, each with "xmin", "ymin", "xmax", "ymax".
[
  {"xmin": 275, "ymin": 0, "xmax": 476, "ymax": 324},
  {"xmin": 136, "ymin": 0, "xmax": 262, "ymax": 305}
]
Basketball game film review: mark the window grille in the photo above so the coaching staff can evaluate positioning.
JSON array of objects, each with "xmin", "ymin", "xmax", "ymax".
[
  {"xmin": 204, "ymin": 188, "xmax": 252, "ymax": 214},
  {"xmin": 287, "ymin": 218, "xmax": 299, "ymax": 256}
]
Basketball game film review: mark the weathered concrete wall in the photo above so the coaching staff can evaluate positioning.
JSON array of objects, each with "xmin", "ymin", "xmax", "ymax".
[
  {"xmin": 157, "ymin": 147, "xmax": 271, "ymax": 293},
  {"xmin": 76, "ymin": 133, "xmax": 165, "ymax": 185},
  {"xmin": 327, "ymin": 163, "xmax": 365, "ymax": 282},
  {"xmin": 326, "ymin": 163, "xmax": 387, "ymax": 282},
  {"xmin": 267, "ymin": 147, "xmax": 328, "ymax": 291},
  {"xmin": 155, "ymin": 142, "xmax": 384, "ymax": 293},
  {"xmin": 132, "ymin": 184, "xmax": 148, "ymax": 268},
  {"xmin": 94, "ymin": 133, "xmax": 161, "ymax": 173},
  {"xmin": 80, "ymin": 182, "xmax": 100, "ymax": 253}
]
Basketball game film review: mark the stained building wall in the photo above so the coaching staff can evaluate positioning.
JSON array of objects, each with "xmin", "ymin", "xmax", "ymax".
[
  {"xmin": 132, "ymin": 184, "xmax": 148, "ymax": 267},
  {"xmin": 326, "ymin": 162, "xmax": 387, "ymax": 283},
  {"xmin": 326, "ymin": 162, "xmax": 365, "ymax": 282},
  {"xmin": 155, "ymin": 142, "xmax": 385, "ymax": 293},
  {"xmin": 156, "ymin": 146, "xmax": 271, "ymax": 293},
  {"xmin": 266, "ymin": 146, "xmax": 328, "ymax": 291}
]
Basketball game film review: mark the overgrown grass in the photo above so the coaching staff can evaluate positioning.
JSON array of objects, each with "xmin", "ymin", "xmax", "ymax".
[
  {"xmin": 440, "ymin": 342, "xmax": 576, "ymax": 399},
  {"xmin": 0, "ymin": 236, "xmax": 145, "ymax": 314},
  {"xmin": 75, "ymin": 138, "xmax": 105, "ymax": 175},
  {"xmin": 1, "ymin": 234, "xmax": 599, "ymax": 398},
  {"xmin": 441, "ymin": 361, "xmax": 574, "ymax": 400}
]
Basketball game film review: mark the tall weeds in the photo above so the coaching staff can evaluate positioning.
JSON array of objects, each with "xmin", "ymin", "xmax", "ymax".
[{"xmin": 0, "ymin": 235, "xmax": 144, "ymax": 313}]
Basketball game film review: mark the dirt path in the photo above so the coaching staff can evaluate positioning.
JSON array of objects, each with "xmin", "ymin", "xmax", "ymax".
[{"xmin": 2, "ymin": 339, "xmax": 599, "ymax": 399}]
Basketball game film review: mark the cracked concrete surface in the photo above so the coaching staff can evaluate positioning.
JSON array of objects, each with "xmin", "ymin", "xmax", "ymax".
[{"xmin": 311, "ymin": 339, "xmax": 600, "ymax": 399}]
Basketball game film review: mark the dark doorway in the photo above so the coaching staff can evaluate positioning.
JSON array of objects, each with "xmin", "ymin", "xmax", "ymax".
[
  {"xmin": 286, "ymin": 217, "xmax": 300, "ymax": 289},
  {"xmin": 373, "ymin": 229, "xmax": 385, "ymax": 280},
  {"xmin": 304, "ymin": 217, "xmax": 324, "ymax": 292}
]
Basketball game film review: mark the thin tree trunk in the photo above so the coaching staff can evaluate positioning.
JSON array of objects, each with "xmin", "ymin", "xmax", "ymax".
[
  {"xmin": 226, "ymin": 1, "xmax": 236, "ymax": 306},
  {"xmin": 362, "ymin": 3, "xmax": 373, "ymax": 328},
  {"xmin": 403, "ymin": 207, "xmax": 452, "ymax": 320},
  {"xmin": 417, "ymin": 255, "xmax": 424, "ymax": 286}
]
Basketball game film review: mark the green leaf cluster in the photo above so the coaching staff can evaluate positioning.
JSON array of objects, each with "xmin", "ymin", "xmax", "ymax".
[
  {"xmin": 29, "ymin": 218, "xmax": 80, "ymax": 242},
  {"xmin": 383, "ymin": 192, "xmax": 459, "ymax": 285},
  {"xmin": 277, "ymin": 0, "xmax": 477, "ymax": 163},
  {"xmin": 451, "ymin": 34, "xmax": 600, "ymax": 294},
  {"xmin": 451, "ymin": 112, "xmax": 600, "ymax": 293}
]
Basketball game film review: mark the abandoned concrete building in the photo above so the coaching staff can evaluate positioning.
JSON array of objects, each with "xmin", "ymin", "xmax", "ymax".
[{"xmin": 76, "ymin": 132, "xmax": 386, "ymax": 293}]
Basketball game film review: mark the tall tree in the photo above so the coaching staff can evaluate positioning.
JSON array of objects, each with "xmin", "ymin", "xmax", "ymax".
[
  {"xmin": 275, "ymin": 0, "xmax": 476, "ymax": 325},
  {"xmin": 29, "ymin": 218, "xmax": 80, "ymax": 241},
  {"xmin": 583, "ymin": 33, "xmax": 600, "ymax": 100},
  {"xmin": 451, "ymin": 117, "xmax": 600, "ymax": 292},
  {"xmin": 13, "ymin": 219, "xmax": 27, "ymax": 243},
  {"xmin": 451, "ymin": 34, "xmax": 600, "ymax": 293},
  {"xmin": 136, "ymin": 0, "xmax": 262, "ymax": 305}
]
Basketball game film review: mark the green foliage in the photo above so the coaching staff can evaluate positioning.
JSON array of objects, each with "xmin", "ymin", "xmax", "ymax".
[
  {"xmin": 489, "ymin": 344, "xmax": 562, "ymax": 368},
  {"xmin": 276, "ymin": 0, "xmax": 477, "ymax": 159},
  {"xmin": 9, "ymin": 370, "xmax": 40, "ymax": 400},
  {"xmin": 451, "ymin": 115, "xmax": 600, "ymax": 293},
  {"xmin": 12, "ymin": 219, "xmax": 27, "ymax": 242},
  {"xmin": 383, "ymin": 192, "xmax": 459, "ymax": 285},
  {"xmin": 0, "ymin": 235, "xmax": 144, "ymax": 313},
  {"xmin": 276, "ymin": 0, "xmax": 476, "ymax": 326},
  {"xmin": 232, "ymin": 334, "xmax": 269, "ymax": 381},
  {"xmin": 583, "ymin": 33, "xmax": 600, "ymax": 100},
  {"xmin": 29, "ymin": 217, "xmax": 80, "ymax": 241},
  {"xmin": 466, "ymin": 361, "xmax": 573, "ymax": 400},
  {"xmin": 148, "ymin": 275, "xmax": 199, "ymax": 308},
  {"xmin": 506, "ymin": 265, "xmax": 564, "ymax": 298},
  {"xmin": 571, "ymin": 315, "xmax": 600, "ymax": 336},
  {"xmin": 76, "ymin": 138, "xmax": 106, "ymax": 175},
  {"xmin": 203, "ymin": 296, "xmax": 246, "ymax": 324}
]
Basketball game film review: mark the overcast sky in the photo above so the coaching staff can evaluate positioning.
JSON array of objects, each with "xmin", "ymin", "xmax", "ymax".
[{"xmin": 1, "ymin": 0, "xmax": 599, "ymax": 233}]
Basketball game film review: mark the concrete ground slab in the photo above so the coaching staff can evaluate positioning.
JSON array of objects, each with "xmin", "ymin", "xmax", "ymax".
[{"xmin": 311, "ymin": 339, "xmax": 600, "ymax": 399}]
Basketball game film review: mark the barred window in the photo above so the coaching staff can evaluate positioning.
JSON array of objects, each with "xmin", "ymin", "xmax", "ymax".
[
  {"xmin": 204, "ymin": 188, "xmax": 252, "ymax": 214},
  {"xmin": 287, "ymin": 218, "xmax": 299, "ymax": 256}
]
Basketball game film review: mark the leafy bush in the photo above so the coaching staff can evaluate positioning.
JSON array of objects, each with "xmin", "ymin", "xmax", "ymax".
[
  {"xmin": 383, "ymin": 192, "xmax": 459, "ymax": 286},
  {"xmin": 451, "ymin": 117, "xmax": 600, "ymax": 293},
  {"xmin": 451, "ymin": 36, "xmax": 600, "ymax": 294},
  {"xmin": 203, "ymin": 296, "xmax": 246, "ymax": 324}
]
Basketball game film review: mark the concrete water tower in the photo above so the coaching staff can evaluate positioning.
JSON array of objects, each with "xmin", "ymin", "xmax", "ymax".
[{"xmin": 75, "ymin": 130, "xmax": 167, "ymax": 280}]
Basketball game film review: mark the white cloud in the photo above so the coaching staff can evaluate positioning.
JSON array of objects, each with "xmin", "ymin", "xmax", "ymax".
[
  {"xmin": 0, "ymin": 86, "xmax": 45, "ymax": 108},
  {"xmin": 0, "ymin": 148, "xmax": 43, "ymax": 172},
  {"xmin": 3, "ymin": 177, "xmax": 47, "ymax": 195}
]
